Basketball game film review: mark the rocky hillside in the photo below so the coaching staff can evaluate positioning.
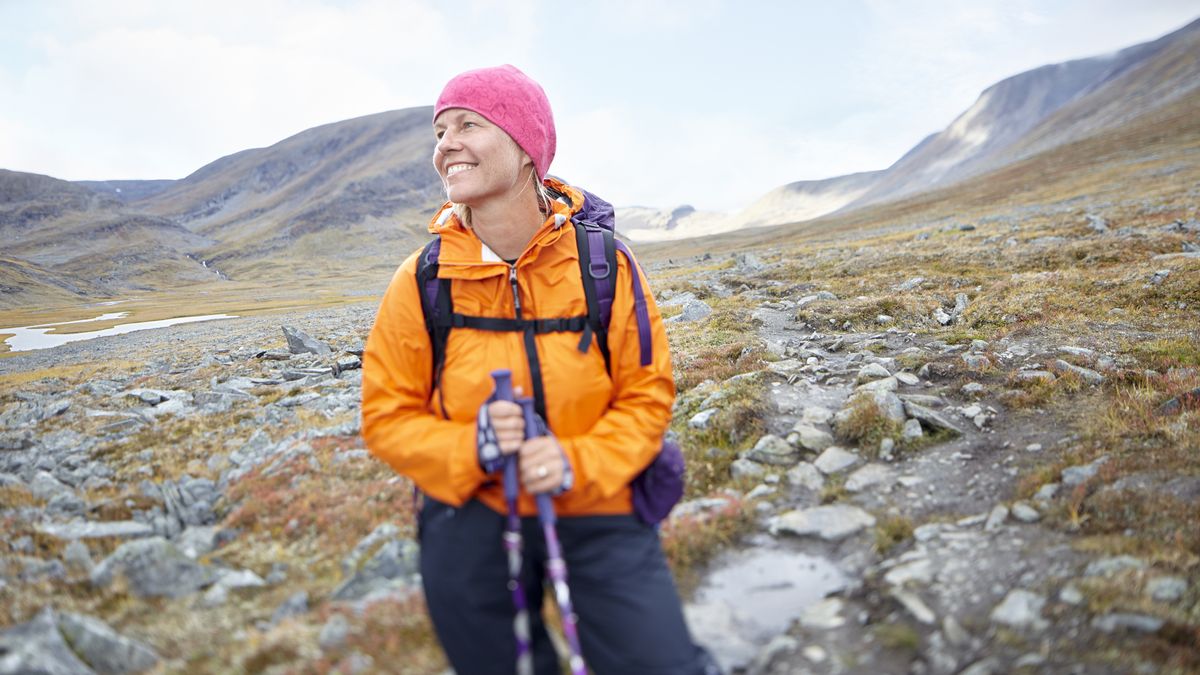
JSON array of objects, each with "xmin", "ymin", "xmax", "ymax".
[
  {"xmin": 129, "ymin": 107, "xmax": 444, "ymax": 269},
  {"xmin": 0, "ymin": 170, "xmax": 219, "ymax": 300},
  {"xmin": 1, "ymin": 172, "xmax": 1196, "ymax": 671}
]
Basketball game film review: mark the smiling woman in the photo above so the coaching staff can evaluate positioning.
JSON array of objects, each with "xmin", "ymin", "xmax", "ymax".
[{"xmin": 361, "ymin": 65, "xmax": 718, "ymax": 674}]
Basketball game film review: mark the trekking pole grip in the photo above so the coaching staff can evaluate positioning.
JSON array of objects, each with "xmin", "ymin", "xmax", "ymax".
[
  {"xmin": 491, "ymin": 369, "xmax": 514, "ymax": 402},
  {"xmin": 516, "ymin": 397, "xmax": 557, "ymax": 523}
]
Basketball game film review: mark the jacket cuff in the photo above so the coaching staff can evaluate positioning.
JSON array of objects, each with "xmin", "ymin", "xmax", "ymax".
[{"xmin": 476, "ymin": 402, "xmax": 505, "ymax": 474}]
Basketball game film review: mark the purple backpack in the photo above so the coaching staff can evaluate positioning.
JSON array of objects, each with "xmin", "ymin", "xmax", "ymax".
[{"xmin": 416, "ymin": 185, "xmax": 685, "ymax": 525}]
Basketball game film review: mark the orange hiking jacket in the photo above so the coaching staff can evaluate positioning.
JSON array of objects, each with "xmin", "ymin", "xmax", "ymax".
[{"xmin": 361, "ymin": 182, "xmax": 675, "ymax": 518}]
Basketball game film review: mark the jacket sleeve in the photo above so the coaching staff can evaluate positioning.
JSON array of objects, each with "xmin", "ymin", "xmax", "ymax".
[
  {"xmin": 557, "ymin": 248, "xmax": 676, "ymax": 502},
  {"xmin": 360, "ymin": 252, "xmax": 487, "ymax": 507}
]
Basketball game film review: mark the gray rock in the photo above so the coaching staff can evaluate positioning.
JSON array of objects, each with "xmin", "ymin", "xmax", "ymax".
[
  {"xmin": 176, "ymin": 526, "xmax": 221, "ymax": 560},
  {"xmin": 1084, "ymin": 555, "xmax": 1146, "ymax": 578},
  {"xmin": 894, "ymin": 371, "xmax": 920, "ymax": 386},
  {"xmin": 1146, "ymin": 576, "xmax": 1187, "ymax": 603},
  {"xmin": 20, "ymin": 558, "xmax": 66, "ymax": 583},
  {"xmin": 37, "ymin": 520, "xmax": 155, "ymax": 541},
  {"xmin": 904, "ymin": 401, "xmax": 964, "ymax": 435},
  {"xmin": 744, "ymin": 434, "xmax": 800, "ymax": 466},
  {"xmin": 667, "ymin": 300, "xmax": 713, "ymax": 323},
  {"xmin": 319, "ymin": 614, "xmax": 351, "ymax": 651},
  {"xmin": 1015, "ymin": 370, "xmax": 1056, "ymax": 383},
  {"xmin": 870, "ymin": 390, "xmax": 906, "ymax": 424},
  {"xmin": 1149, "ymin": 269, "xmax": 1170, "ymax": 286},
  {"xmin": 790, "ymin": 423, "xmax": 834, "ymax": 452},
  {"xmin": 895, "ymin": 277, "xmax": 925, "ymax": 292},
  {"xmin": 856, "ymin": 363, "xmax": 891, "ymax": 382},
  {"xmin": 953, "ymin": 293, "xmax": 970, "ymax": 315},
  {"xmin": 282, "ymin": 325, "xmax": 332, "ymax": 355},
  {"xmin": 884, "ymin": 558, "xmax": 935, "ymax": 587},
  {"xmin": 813, "ymin": 447, "xmax": 859, "ymax": 475},
  {"xmin": 30, "ymin": 471, "xmax": 73, "ymax": 500},
  {"xmin": 1092, "ymin": 613, "xmax": 1164, "ymax": 633},
  {"xmin": 202, "ymin": 569, "xmax": 266, "ymax": 607},
  {"xmin": 891, "ymin": 589, "xmax": 936, "ymax": 624},
  {"xmin": 785, "ymin": 463, "xmax": 825, "ymax": 492},
  {"xmin": 798, "ymin": 598, "xmax": 845, "ymax": 629},
  {"xmin": 90, "ymin": 537, "xmax": 214, "ymax": 598},
  {"xmin": 1059, "ymin": 345, "xmax": 1097, "ymax": 360},
  {"xmin": 770, "ymin": 505, "xmax": 876, "ymax": 541},
  {"xmin": 1010, "ymin": 502, "xmax": 1040, "ymax": 523},
  {"xmin": 1062, "ymin": 455, "xmax": 1109, "ymax": 487},
  {"xmin": 1059, "ymin": 583, "xmax": 1085, "ymax": 605},
  {"xmin": 961, "ymin": 382, "xmax": 984, "ymax": 396},
  {"xmin": 801, "ymin": 405, "xmax": 834, "ymax": 425},
  {"xmin": 796, "ymin": 291, "xmax": 838, "ymax": 308},
  {"xmin": 984, "ymin": 505, "xmax": 1009, "ymax": 530},
  {"xmin": 735, "ymin": 253, "xmax": 766, "ymax": 272},
  {"xmin": 990, "ymin": 589, "xmax": 1048, "ymax": 630},
  {"xmin": 730, "ymin": 458, "xmax": 766, "ymax": 480},
  {"xmin": 332, "ymin": 539, "xmax": 420, "ymax": 601},
  {"xmin": 1034, "ymin": 483, "xmax": 1060, "ymax": 503},
  {"xmin": 961, "ymin": 354, "xmax": 990, "ymax": 370},
  {"xmin": 0, "ymin": 607, "xmax": 96, "ymax": 674},
  {"xmin": 933, "ymin": 307, "xmax": 953, "ymax": 325},
  {"xmin": 960, "ymin": 658, "xmax": 1002, "ymax": 675},
  {"xmin": 58, "ymin": 611, "xmax": 160, "ymax": 674},
  {"xmin": 343, "ymin": 523, "xmax": 403, "ymax": 577},
  {"xmin": 687, "ymin": 409, "xmax": 718, "ymax": 430},
  {"xmin": 271, "ymin": 590, "xmax": 310, "ymax": 625},
  {"xmin": 658, "ymin": 290, "xmax": 698, "ymax": 307},
  {"xmin": 901, "ymin": 418, "xmax": 924, "ymax": 442},
  {"xmin": 1055, "ymin": 359, "xmax": 1105, "ymax": 384},
  {"xmin": 845, "ymin": 464, "xmax": 895, "ymax": 492},
  {"xmin": 63, "ymin": 540, "xmax": 94, "ymax": 575}
]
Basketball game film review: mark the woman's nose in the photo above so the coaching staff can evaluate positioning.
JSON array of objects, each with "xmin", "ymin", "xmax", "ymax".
[{"xmin": 436, "ymin": 130, "xmax": 461, "ymax": 154}]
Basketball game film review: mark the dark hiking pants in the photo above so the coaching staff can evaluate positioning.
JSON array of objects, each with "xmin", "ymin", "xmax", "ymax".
[{"xmin": 419, "ymin": 497, "xmax": 719, "ymax": 675}]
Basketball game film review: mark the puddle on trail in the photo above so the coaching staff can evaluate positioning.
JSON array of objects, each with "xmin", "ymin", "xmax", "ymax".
[
  {"xmin": 686, "ymin": 547, "xmax": 848, "ymax": 671},
  {"xmin": 1, "ymin": 312, "xmax": 239, "ymax": 352}
]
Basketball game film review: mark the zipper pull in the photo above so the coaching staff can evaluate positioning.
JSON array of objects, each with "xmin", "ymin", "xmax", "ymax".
[{"xmin": 509, "ymin": 265, "xmax": 522, "ymax": 319}]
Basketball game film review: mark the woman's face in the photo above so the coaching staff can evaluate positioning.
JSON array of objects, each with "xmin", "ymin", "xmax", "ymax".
[{"xmin": 433, "ymin": 108, "xmax": 530, "ymax": 206}]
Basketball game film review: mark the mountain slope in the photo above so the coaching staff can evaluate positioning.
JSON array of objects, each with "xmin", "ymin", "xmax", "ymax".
[
  {"xmin": 846, "ymin": 17, "xmax": 1200, "ymax": 209},
  {"xmin": 132, "ymin": 107, "xmax": 444, "ymax": 265}
]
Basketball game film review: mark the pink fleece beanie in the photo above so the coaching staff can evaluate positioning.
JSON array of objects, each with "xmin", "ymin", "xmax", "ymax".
[{"xmin": 434, "ymin": 64, "xmax": 556, "ymax": 180}]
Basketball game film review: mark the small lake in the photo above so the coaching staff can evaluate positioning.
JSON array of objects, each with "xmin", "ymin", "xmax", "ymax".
[{"xmin": 1, "ymin": 312, "xmax": 239, "ymax": 352}]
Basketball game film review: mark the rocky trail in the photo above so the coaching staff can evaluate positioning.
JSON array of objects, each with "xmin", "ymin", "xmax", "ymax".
[
  {"xmin": 0, "ymin": 252, "xmax": 1196, "ymax": 673},
  {"xmin": 673, "ymin": 257, "xmax": 1197, "ymax": 675}
]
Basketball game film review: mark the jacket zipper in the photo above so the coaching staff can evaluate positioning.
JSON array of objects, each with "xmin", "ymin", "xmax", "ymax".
[{"xmin": 509, "ymin": 265, "xmax": 522, "ymax": 319}]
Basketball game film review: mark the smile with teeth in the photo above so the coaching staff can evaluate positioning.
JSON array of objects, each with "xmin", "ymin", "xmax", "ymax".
[{"xmin": 446, "ymin": 164, "xmax": 475, "ymax": 176}]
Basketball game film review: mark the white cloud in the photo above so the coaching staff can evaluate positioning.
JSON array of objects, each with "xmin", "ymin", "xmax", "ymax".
[{"xmin": 0, "ymin": 0, "xmax": 538, "ymax": 179}]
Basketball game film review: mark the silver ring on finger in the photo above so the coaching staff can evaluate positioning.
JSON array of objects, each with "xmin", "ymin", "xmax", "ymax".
[{"xmin": 536, "ymin": 465, "xmax": 548, "ymax": 479}]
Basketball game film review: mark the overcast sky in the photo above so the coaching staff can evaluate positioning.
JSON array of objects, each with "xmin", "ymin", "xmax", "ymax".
[{"xmin": 1, "ymin": 1, "xmax": 1196, "ymax": 211}]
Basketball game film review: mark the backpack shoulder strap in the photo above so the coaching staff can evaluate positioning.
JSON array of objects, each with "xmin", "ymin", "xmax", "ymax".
[
  {"xmin": 612, "ymin": 238, "xmax": 653, "ymax": 368},
  {"xmin": 575, "ymin": 221, "xmax": 616, "ymax": 374},
  {"xmin": 416, "ymin": 236, "xmax": 452, "ymax": 418},
  {"xmin": 574, "ymin": 221, "xmax": 654, "ymax": 372}
]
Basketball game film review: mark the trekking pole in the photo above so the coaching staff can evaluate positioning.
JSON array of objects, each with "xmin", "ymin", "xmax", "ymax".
[
  {"xmin": 490, "ymin": 370, "xmax": 534, "ymax": 675},
  {"xmin": 517, "ymin": 396, "xmax": 588, "ymax": 675}
]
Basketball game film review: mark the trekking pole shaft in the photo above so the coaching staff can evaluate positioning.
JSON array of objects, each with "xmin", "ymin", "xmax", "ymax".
[
  {"xmin": 516, "ymin": 397, "xmax": 587, "ymax": 675},
  {"xmin": 490, "ymin": 370, "xmax": 533, "ymax": 675}
]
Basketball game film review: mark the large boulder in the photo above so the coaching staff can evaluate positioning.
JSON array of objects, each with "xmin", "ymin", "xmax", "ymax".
[{"xmin": 90, "ymin": 537, "xmax": 214, "ymax": 598}]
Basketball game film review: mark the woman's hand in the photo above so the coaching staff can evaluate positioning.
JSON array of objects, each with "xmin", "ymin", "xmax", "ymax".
[
  {"xmin": 486, "ymin": 400, "xmax": 525, "ymax": 455},
  {"xmin": 519, "ymin": 436, "xmax": 565, "ymax": 494}
]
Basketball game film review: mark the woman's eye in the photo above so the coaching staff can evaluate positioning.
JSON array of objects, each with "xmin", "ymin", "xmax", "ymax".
[{"xmin": 435, "ymin": 130, "xmax": 445, "ymax": 140}]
